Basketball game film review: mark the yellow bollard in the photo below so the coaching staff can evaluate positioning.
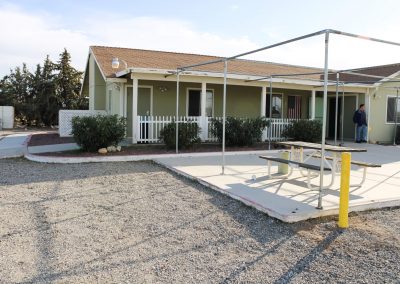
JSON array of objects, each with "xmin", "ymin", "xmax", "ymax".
[
  {"xmin": 278, "ymin": 151, "xmax": 289, "ymax": 174},
  {"xmin": 338, "ymin": 152, "xmax": 351, "ymax": 228}
]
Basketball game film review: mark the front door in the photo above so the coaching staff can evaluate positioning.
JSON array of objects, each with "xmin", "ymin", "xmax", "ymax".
[{"xmin": 138, "ymin": 87, "xmax": 151, "ymax": 116}]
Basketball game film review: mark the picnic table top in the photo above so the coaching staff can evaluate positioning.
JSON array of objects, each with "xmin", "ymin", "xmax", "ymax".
[{"xmin": 277, "ymin": 141, "xmax": 367, "ymax": 153}]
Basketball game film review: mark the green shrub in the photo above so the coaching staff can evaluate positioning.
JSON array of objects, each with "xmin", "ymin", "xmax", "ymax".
[
  {"xmin": 281, "ymin": 119, "xmax": 322, "ymax": 143},
  {"xmin": 210, "ymin": 117, "xmax": 269, "ymax": 147},
  {"xmin": 160, "ymin": 122, "xmax": 201, "ymax": 149},
  {"xmin": 71, "ymin": 114, "xmax": 126, "ymax": 152}
]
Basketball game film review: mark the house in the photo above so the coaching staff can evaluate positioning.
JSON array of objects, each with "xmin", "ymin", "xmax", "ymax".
[{"xmin": 80, "ymin": 46, "xmax": 400, "ymax": 144}]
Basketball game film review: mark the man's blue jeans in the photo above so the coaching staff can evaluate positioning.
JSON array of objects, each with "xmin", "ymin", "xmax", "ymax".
[{"xmin": 356, "ymin": 125, "xmax": 367, "ymax": 142}]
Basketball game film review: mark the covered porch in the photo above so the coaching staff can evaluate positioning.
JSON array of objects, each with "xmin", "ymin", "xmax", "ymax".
[
  {"xmin": 107, "ymin": 77, "xmax": 366, "ymax": 144},
  {"xmin": 118, "ymin": 78, "xmax": 317, "ymax": 144}
]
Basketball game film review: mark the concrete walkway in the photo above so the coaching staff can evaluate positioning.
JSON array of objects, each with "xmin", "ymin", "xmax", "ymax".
[
  {"xmin": 0, "ymin": 133, "xmax": 30, "ymax": 158},
  {"xmin": 155, "ymin": 143, "xmax": 400, "ymax": 222}
]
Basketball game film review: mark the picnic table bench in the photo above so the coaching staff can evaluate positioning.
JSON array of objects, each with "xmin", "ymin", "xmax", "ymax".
[
  {"xmin": 259, "ymin": 141, "xmax": 380, "ymax": 190},
  {"xmin": 259, "ymin": 155, "xmax": 332, "ymax": 190},
  {"xmin": 311, "ymin": 153, "xmax": 381, "ymax": 187}
]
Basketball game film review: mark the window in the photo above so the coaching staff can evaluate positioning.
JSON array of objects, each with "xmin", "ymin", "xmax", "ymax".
[
  {"xmin": 265, "ymin": 94, "xmax": 282, "ymax": 118},
  {"xmin": 387, "ymin": 96, "xmax": 400, "ymax": 123},
  {"xmin": 287, "ymin": 95, "xmax": 302, "ymax": 119},
  {"xmin": 187, "ymin": 89, "xmax": 214, "ymax": 117}
]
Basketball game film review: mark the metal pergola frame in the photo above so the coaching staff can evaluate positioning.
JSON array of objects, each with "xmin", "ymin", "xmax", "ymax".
[{"xmin": 174, "ymin": 29, "xmax": 400, "ymax": 209}]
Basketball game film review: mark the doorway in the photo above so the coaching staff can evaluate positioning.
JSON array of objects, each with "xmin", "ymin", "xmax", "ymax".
[
  {"xmin": 328, "ymin": 96, "xmax": 357, "ymax": 141},
  {"xmin": 328, "ymin": 97, "xmax": 342, "ymax": 139}
]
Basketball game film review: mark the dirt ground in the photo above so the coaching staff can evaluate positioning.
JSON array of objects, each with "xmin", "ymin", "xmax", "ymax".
[{"xmin": 0, "ymin": 158, "xmax": 399, "ymax": 283}]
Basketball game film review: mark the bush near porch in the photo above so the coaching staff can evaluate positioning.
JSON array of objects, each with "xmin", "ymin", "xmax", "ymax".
[
  {"xmin": 281, "ymin": 119, "xmax": 322, "ymax": 143},
  {"xmin": 71, "ymin": 114, "xmax": 126, "ymax": 152},
  {"xmin": 211, "ymin": 117, "xmax": 269, "ymax": 147},
  {"xmin": 159, "ymin": 122, "xmax": 201, "ymax": 149}
]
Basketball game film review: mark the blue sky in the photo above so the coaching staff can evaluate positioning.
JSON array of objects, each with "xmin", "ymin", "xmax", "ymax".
[{"xmin": 1, "ymin": 0, "xmax": 400, "ymax": 76}]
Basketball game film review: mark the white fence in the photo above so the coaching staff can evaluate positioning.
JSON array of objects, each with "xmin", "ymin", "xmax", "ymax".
[
  {"xmin": 137, "ymin": 116, "xmax": 296, "ymax": 143},
  {"xmin": 59, "ymin": 110, "xmax": 106, "ymax": 137},
  {"xmin": 263, "ymin": 118, "xmax": 297, "ymax": 141},
  {"xmin": 138, "ymin": 116, "xmax": 210, "ymax": 143},
  {"xmin": 0, "ymin": 106, "xmax": 14, "ymax": 129}
]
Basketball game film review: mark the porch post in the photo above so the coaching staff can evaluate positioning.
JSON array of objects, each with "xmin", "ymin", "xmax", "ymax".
[
  {"xmin": 260, "ymin": 86, "xmax": 267, "ymax": 117},
  {"xmin": 311, "ymin": 89, "xmax": 316, "ymax": 119},
  {"xmin": 119, "ymin": 83, "xmax": 124, "ymax": 117},
  {"xmin": 261, "ymin": 85, "xmax": 267, "ymax": 141},
  {"xmin": 132, "ymin": 77, "xmax": 139, "ymax": 144},
  {"xmin": 201, "ymin": 81, "xmax": 207, "ymax": 141}
]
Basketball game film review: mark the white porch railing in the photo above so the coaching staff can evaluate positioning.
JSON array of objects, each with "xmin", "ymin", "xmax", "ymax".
[
  {"xmin": 263, "ymin": 118, "xmax": 300, "ymax": 141},
  {"xmin": 137, "ymin": 116, "xmax": 300, "ymax": 143}
]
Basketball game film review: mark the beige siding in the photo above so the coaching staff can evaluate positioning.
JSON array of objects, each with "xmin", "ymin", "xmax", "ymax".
[
  {"xmin": 94, "ymin": 62, "xmax": 106, "ymax": 110},
  {"xmin": 369, "ymin": 78, "xmax": 400, "ymax": 143}
]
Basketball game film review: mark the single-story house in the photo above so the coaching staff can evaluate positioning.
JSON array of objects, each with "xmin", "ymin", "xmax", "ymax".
[{"xmin": 80, "ymin": 46, "xmax": 400, "ymax": 144}]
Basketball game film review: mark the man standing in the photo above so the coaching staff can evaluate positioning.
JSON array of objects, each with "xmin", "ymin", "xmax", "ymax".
[{"xmin": 353, "ymin": 104, "xmax": 368, "ymax": 143}]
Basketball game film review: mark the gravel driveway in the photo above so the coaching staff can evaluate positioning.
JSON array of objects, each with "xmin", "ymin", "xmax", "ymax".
[{"xmin": 0, "ymin": 159, "xmax": 399, "ymax": 283}]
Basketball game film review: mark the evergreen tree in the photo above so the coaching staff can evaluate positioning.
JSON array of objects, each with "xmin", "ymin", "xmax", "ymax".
[
  {"xmin": 56, "ymin": 49, "xmax": 85, "ymax": 110},
  {"xmin": 3, "ymin": 64, "xmax": 33, "ymax": 124},
  {"xmin": 0, "ymin": 49, "xmax": 85, "ymax": 126},
  {"xmin": 38, "ymin": 56, "xmax": 58, "ymax": 126}
]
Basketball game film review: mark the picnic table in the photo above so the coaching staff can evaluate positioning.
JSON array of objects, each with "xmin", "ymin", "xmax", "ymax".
[{"xmin": 259, "ymin": 141, "xmax": 379, "ymax": 190}]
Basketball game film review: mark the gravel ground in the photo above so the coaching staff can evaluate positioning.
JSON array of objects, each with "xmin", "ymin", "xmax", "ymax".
[{"xmin": 0, "ymin": 158, "xmax": 399, "ymax": 284}]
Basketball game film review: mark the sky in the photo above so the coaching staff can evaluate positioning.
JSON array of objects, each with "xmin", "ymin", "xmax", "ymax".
[{"xmin": 1, "ymin": 0, "xmax": 400, "ymax": 77}]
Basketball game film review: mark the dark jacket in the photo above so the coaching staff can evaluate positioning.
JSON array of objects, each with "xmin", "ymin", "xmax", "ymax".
[{"xmin": 353, "ymin": 110, "xmax": 367, "ymax": 126}]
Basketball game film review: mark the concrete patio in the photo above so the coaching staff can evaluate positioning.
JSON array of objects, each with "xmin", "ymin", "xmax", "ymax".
[{"xmin": 155, "ymin": 142, "xmax": 400, "ymax": 222}]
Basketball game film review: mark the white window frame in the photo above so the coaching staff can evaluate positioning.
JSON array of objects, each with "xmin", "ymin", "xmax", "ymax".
[
  {"xmin": 385, "ymin": 95, "xmax": 400, "ymax": 124},
  {"xmin": 186, "ymin": 88, "xmax": 215, "ymax": 117},
  {"xmin": 265, "ymin": 92, "xmax": 283, "ymax": 118}
]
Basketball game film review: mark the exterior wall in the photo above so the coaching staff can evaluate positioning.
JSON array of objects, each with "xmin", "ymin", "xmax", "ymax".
[
  {"xmin": 94, "ymin": 62, "xmax": 106, "ymax": 110},
  {"xmin": 88, "ymin": 54, "xmax": 106, "ymax": 111},
  {"xmin": 207, "ymin": 84, "xmax": 260, "ymax": 118},
  {"xmin": 135, "ymin": 81, "xmax": 311, "ymax": 119},
  {"xmin": 369, "ymin": 78, "xmax": 400, "ymax": 143},
  {"xmin": 138, "ymin": 80, "xmax": 201, "ymax": 116},
  {"xmin": 105, "ymin": 83, "xmax": 121, "ymax": 115}
]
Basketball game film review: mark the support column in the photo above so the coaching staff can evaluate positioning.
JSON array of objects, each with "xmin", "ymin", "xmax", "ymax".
[
  {"xmin": 200, "ymin": 82, "xmax": 207, "ymax": 141},
  {"xmin": 261, "ymin": 85, "xmax": 267, "ymax": 141},
  {"xmin": 311, "ymin": 89, "xmax": 316, "ymax": 119},
  {"xmin": 132, "ymin": 78, "xmax": 139, "ymax": 144},
  {"xmin": 119, "ymin": 83, "xmax": 124, "ymax": 117},
  {"xmin": 261, "ymin": 85, "xmax": 267, "ymax": 117}
]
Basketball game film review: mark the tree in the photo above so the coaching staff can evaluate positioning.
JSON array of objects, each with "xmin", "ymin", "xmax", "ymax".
[
  {"xmin": 1, "ymin": 64, "xmax": 33, "ymax": 124},
  {"xmin": 56, "ymin": 49, "xmax": 86, "ymax": 110},
  {"xmin": 33, "ymin": 56, "xmax": 58, "ymax": 126},
  {"xmin": 0, "ymin": 49, "xmax": 85, "ymax": 126}
]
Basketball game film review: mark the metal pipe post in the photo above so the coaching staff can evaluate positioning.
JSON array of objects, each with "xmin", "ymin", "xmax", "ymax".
[
  {"xmin": 318, "ymin": 31, "xmax": 330, "ymax": 209},
  {"xmin": 222, "ymin": 60, "xmax": 228, "ymax": 174},
  {"xmin": 334, "ymin": 73, "xmax": 339, "ymax": 145},
  {"xmin": 269, "ymin": 76, "xmax": 273, "ymax": 150},
  {"xmin": 394, "ymin": 88, "xmax": 399, "ymax": 146},
  {"xmin": 341, "ymin": 83, "xmax": 345, "ymax": 145},
  {"xmin": 176, "ymin": 70, "xmax": 180, "ymax": 154}
]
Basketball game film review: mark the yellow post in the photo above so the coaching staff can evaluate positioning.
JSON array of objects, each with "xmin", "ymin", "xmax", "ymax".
[{"xmin": 338, "ymin": 152, "xmax": 351, "ymax": 228}]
